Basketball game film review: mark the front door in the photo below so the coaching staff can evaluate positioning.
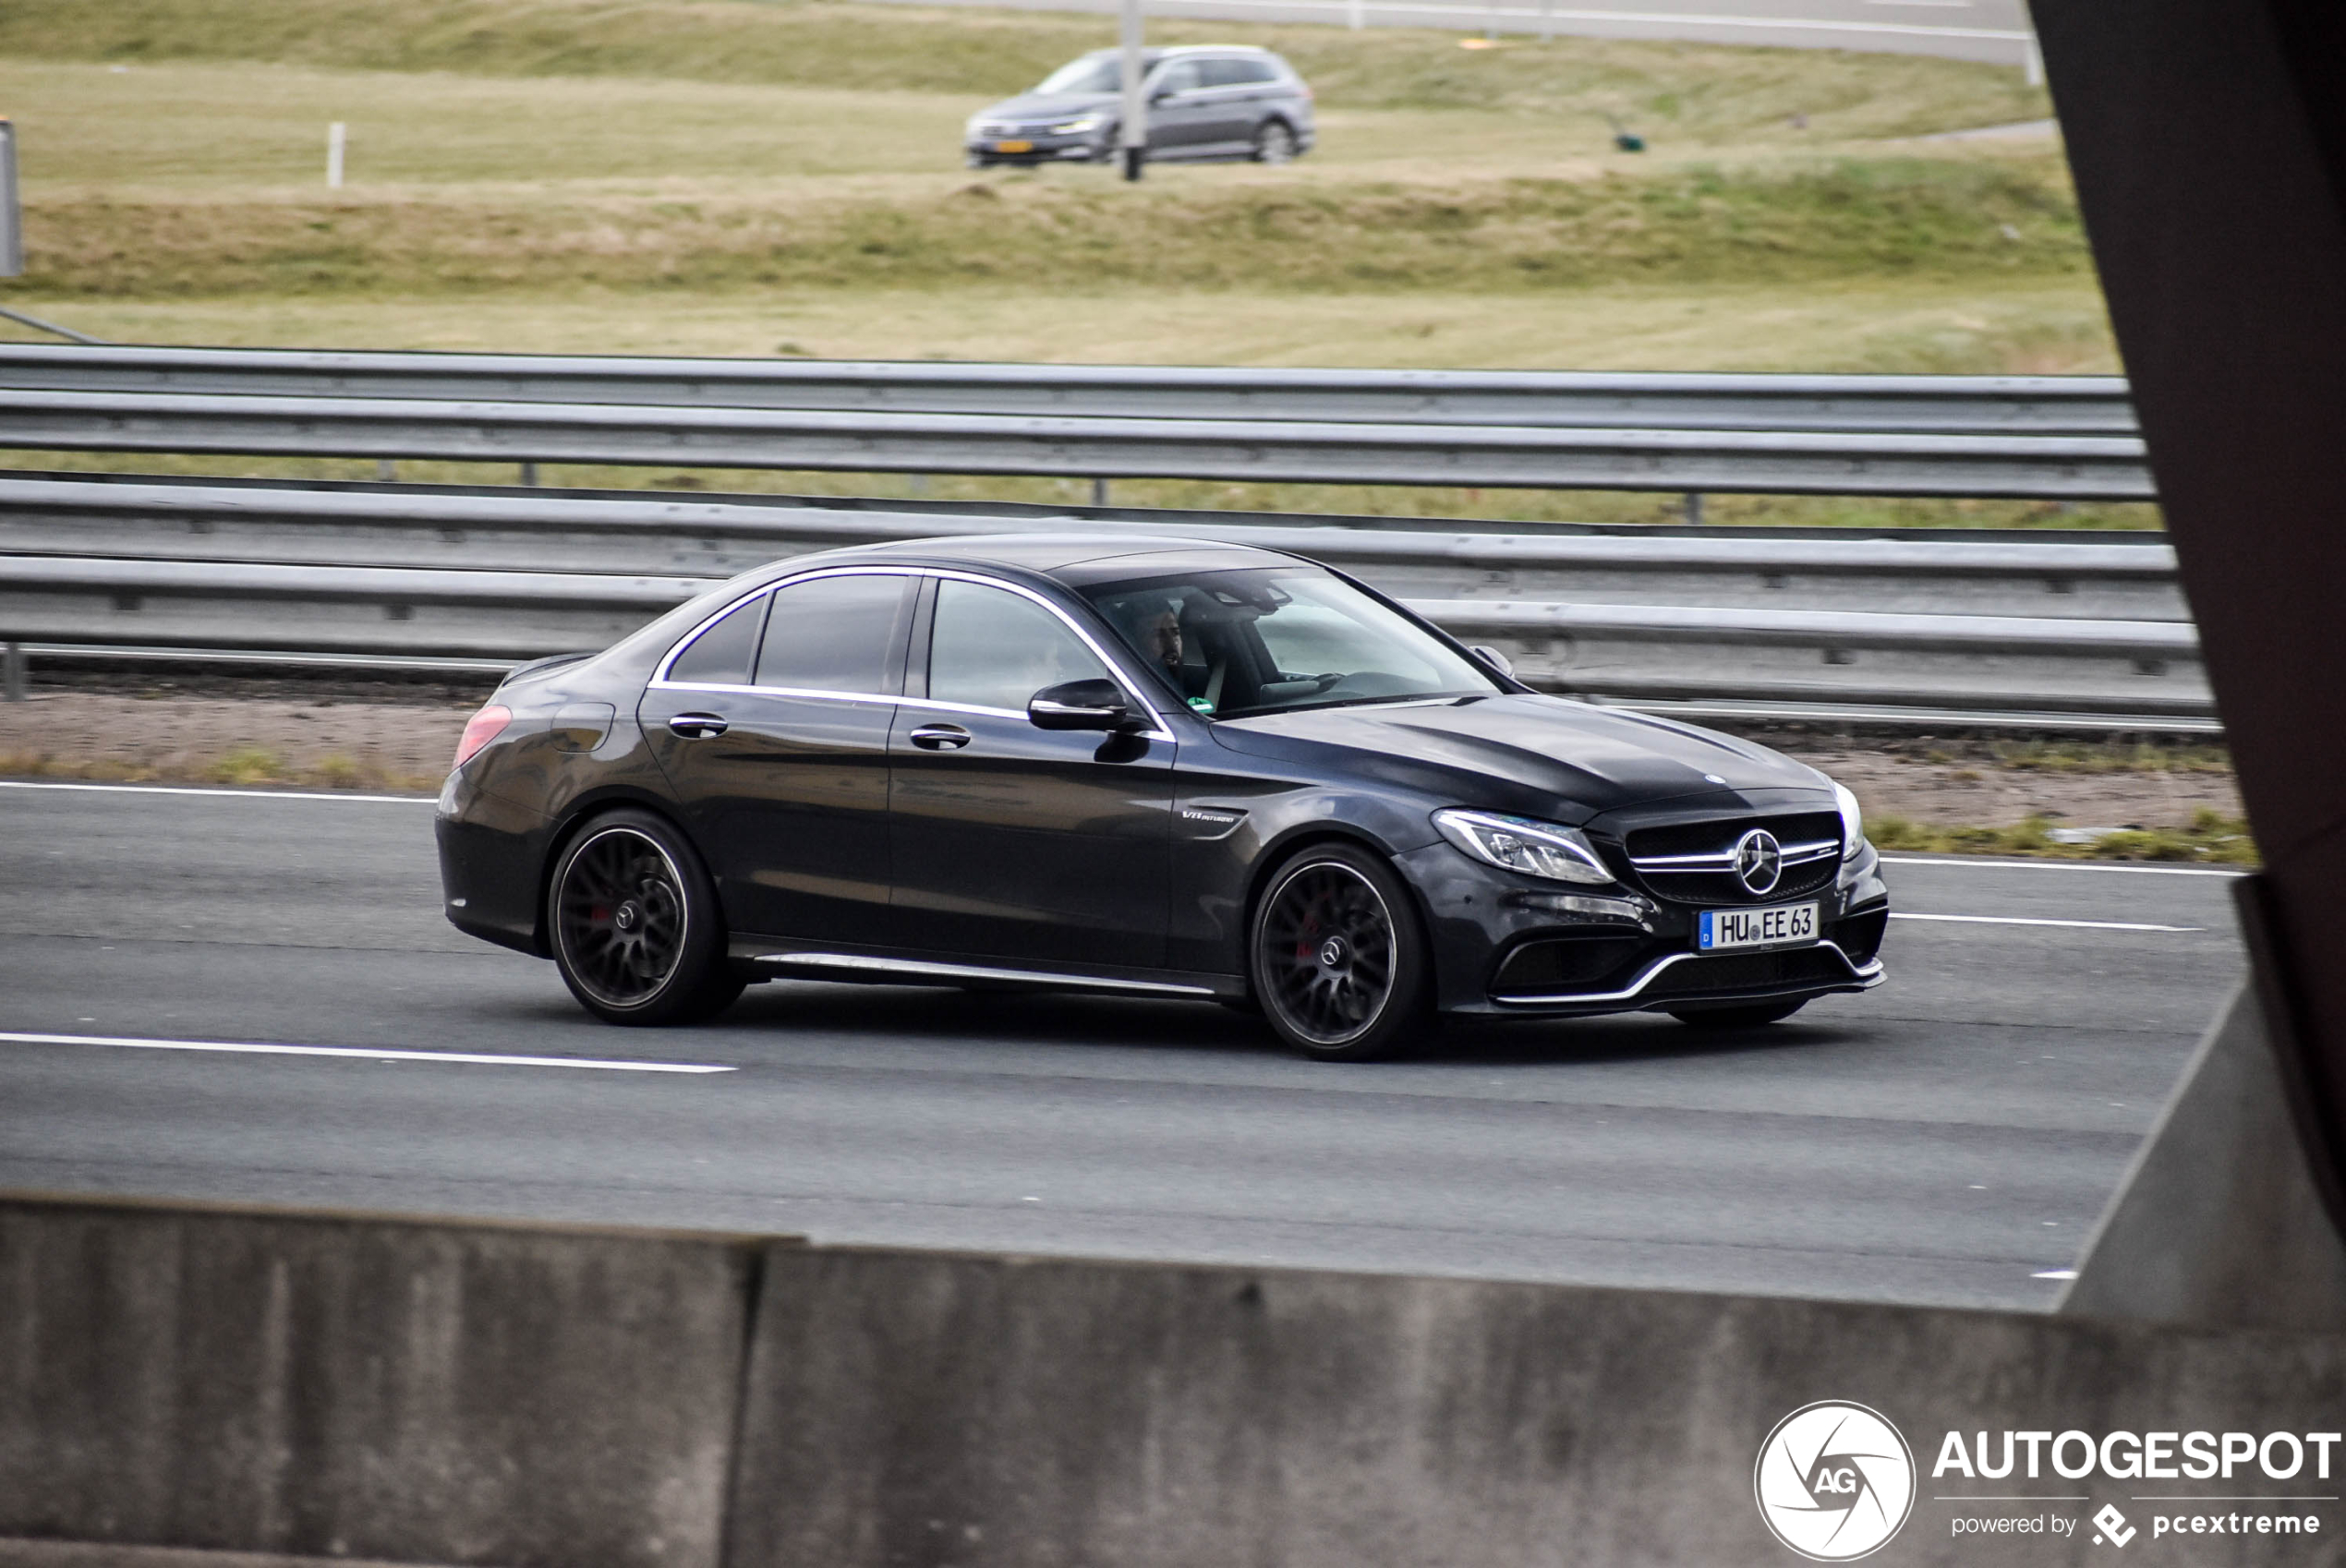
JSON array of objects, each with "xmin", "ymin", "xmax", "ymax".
[
  {"xmin": 1143, "ymin": 58, "xmax": 1214, "ymax": 155},
  {"xmin": 641, "ymin": 570, "xmax": 915, "ymax": 946},
  {"xmin": 889, "ymin": 575, "xmax": 1177, "ymax": 971}
]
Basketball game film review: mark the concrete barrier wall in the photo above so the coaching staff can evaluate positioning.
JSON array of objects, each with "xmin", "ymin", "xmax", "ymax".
[
  {"xmin": 729, "ymin": 1244, "xmax": 2346, "ymax": 1568},
  {"xmin": 6, "ymin": 1192, "xmax": 2346, "ymax": 1568},
  {"xmin": 0, "ymin": 1194, "xmax": 759, "ymax": 1568}
]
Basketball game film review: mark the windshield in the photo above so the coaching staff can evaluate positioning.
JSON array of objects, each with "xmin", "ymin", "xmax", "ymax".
[
  {"xmin": 1033, "ymin": 54, "xmax": 1128, "ymax": 95},
  {"xmin": 1080, "ymin": 565, "xmax": 1503, "ymax": 719}
]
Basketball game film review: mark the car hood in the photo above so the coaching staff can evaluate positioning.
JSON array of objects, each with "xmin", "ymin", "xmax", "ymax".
[
  {"xmin": 1209, "ymin": 694, "xmax": 1831, "ymax": 820},
  {"xmin": 973, "ymin": 92, "xmax": 1117, "ymax": 123}
]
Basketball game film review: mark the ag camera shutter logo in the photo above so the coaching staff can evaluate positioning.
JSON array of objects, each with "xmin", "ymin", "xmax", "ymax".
[{"xmin": 1755, "ymin": 1402, "xmax": 1917, "ymax": 1561}]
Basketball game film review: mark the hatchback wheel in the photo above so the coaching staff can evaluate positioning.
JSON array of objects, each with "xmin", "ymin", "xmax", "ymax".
[
  {"xmin": 1252, "ymin": 120, "xmax": 1298, "ymax": 164},
  {"xmin": 1250, "ymin": 842, "xmax": 1431, "ymax": 1061},
  {"xmin": 549, "ymin": 809, "xmax": 743, "ymax": 1025}
]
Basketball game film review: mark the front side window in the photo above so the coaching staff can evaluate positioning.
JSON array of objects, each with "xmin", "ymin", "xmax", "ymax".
[
  {"xmin": 1081, "ymin": 566, "xmax": 1502, "ymax": 718},
  {"xmin": 754, "ymin": 573, "xmax": 912, "ymax": 695},
  {"xmin": 1151, "ymin": 60, "xmax": 1203, "ymax": 96},
  {"xmin": 928, "ymin": 580, "xmax": 1116, "ymax": 714},
  {"xmin": 667, "ymin": 593, "xmax": 769, "ymax": 685}
]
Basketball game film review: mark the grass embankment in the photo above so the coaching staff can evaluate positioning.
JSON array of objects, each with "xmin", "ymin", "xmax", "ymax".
[
  {"xmin": 0, "ymin": 745, "xmax": 440, "ymax": 792},
  {"xmin": 1871, "ymin": 810, "xmax": 2256, "ymax": 866},
  {"xmin": 0, "ymin": 0, "xmax": 2053, "ymax": 134},
  {"xmin": 0, "ymin": 0, "xmax": 2132, "ymax": 527}
]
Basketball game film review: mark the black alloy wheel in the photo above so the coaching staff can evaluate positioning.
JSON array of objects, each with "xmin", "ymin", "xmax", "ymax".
[
  {"xmin": 1250, "ymin": 842, "xmax": 1431, "ymax": 1061},
  {"xmin": 549, "ymin": 808, "xmax": 743, "ymax": 1025},
  {"xmin": 1668, "ymin": 998, "xmax": 1809, "ymax": 1028},
  {"xmin": 1252, "ymin": 120, "xmax": 1298, "ymax": 164}
]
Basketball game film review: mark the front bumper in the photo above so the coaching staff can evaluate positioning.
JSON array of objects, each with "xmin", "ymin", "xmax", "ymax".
[
  {"xmin": 1397, "ymin": 839, "xmax": 1890, "ymax": 1017},
  {"xmin": 966, "ymin": 133, "xmax": 1102, "ymax": 163}
]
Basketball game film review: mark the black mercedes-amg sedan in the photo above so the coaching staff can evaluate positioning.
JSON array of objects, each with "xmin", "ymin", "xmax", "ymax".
[{"xmin": 435, "ymin": 535, "xmax": 1887, "ymax": 1060}]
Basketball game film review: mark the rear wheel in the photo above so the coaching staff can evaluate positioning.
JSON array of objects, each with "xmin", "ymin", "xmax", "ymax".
[
  {"xmin": 1250, "ymin": 842, "xmax": 1431, "ymax": 1061},
  {"xmin": 548, "ymin": 809, "xmax": 743, "ymax": 1025},
  {"xmin": 1668, "ymin": 998, "xmax": 1808, "ymax": 1028},
  {"xmin": 1252, "ymin": 120, "xmax": 1299, "ymax": 164}
]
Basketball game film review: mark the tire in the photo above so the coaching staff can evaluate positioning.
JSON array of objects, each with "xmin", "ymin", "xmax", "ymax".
[
  {"xmin": 1249, "ymin": 841, "xmax": 1432, "ymax": 1061},
  {"xmin": 1252, "ymin": 120, "xmax": 1299, "ymax": 164},
  {"xmin": 547, "ymin": 808, "xmax": 743, "ymax": 1026},
  {"xmin": 1668, "ymin": 998, "xmax": 1808, "ymax": 1029}
]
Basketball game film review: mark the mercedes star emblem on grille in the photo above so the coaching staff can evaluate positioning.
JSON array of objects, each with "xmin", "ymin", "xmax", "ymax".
[{"xmin": 1734, "ymin": 829, "xmax": 1784, "ymax": 895}]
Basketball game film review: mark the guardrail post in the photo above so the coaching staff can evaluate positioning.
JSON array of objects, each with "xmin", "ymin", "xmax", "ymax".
[
  {"xmin": 0, "ymin": 120, "xmax": 19, "ymax": 280},
  {"xmin": 1091, "ymin": 477, "xmax": 1110, "ymax": 508},
  {"xmin": 4, "ymin": 641, "xmax": 26, "ymax": 702},
  {"xmin": 522, "ymin": 462, "xmax": 539, "ymax": 487},
  {"xmin": 376, "ymin": 459, "xmax": 397, "ymax": 483},
  {"xmin": 1682, "ymin": 491, "xmax": 1705, "ymax": 525}
]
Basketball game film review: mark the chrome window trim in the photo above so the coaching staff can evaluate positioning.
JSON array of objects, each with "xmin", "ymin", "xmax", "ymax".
[
  {"xmin": 1491, "ymin": 939, "xmax": 1883, "ymax": 1008},
  {"xmin": 648, "ymin": 563, "xmax": 1178, "ymax": 742},
  {"xmin": 757, "ymin": 950, "xmax": 1215, "ymax": 997},
  {"xmin": 649, "ymin": 565, "xmax": 918, "ymax": 691}
]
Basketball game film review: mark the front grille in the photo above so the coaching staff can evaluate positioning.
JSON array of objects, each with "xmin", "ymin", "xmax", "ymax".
[
  {"xmin": 1640, "ymin": 946, "xmax": 1857, "ymax": 1001},
  {"xmin": 1622, "ymin": 810, "xmax": 1845, "ymax": 907}
]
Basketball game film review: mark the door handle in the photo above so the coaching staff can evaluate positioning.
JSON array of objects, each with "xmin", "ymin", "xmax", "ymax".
[
  {"xmin": 908, "ymin": 723, "xmax": 973, "ymax": 751},
  {"xmin": 669, "ymin": 713, "xmax": 729, "ymax": 740}
]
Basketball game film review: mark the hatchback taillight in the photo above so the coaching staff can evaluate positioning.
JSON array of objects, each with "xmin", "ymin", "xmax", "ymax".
[{"xmin": 453, "ymin": 705, "xmax": 512, "ymax": 768}]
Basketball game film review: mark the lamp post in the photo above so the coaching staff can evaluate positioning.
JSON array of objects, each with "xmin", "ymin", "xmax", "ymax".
[{"xmin": 1118, "ymin": 0, "xmax": 1147, "ymax": 181}]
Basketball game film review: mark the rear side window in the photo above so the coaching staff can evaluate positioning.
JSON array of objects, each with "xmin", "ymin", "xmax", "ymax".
[
  {"xmin": 1203, "ymin": 57, "xmax": 1277, "ymax": 87},
  {"xmin": 1152, "ymin": 60, "xmax": 1203, "ymax": 95},
  {"xmin": 667, "ymin": 593, "xmax": 769, "ymax": 685},
  {"xmin": 928, "ymin": 581, "xmax": 1114, "ymax": 714},
  {"xmin": 755, "ymin": 573, "xmax": 912, "ymax": 695}
]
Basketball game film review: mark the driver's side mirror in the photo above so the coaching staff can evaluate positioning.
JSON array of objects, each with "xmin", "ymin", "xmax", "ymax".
[
  {"xmin": 1029, "ymin": 678, "xmax": 1136, "ymax": 731},
  {"xmin": 1469, "ymin": 645, "xmax": 1517, "ymax": 679}
]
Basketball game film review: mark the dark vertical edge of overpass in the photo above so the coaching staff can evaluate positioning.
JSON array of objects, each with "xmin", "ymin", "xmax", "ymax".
[{"xmin": 2034, "ymin": 0, "xmax": 2346, "ymax": 1220}]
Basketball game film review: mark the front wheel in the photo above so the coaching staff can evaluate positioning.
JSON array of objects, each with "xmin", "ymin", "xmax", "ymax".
[
  {"xmin": 548, "ymin": 808, "xmax": 743, "ymax": 1025},
  {"xmin": 1668, "ymin": 998, "xmax": 1808, "ymax": 1029},
  {"xmin": 1250, "ymin": 842, "xmax": 1432, "ymax": 1061}
]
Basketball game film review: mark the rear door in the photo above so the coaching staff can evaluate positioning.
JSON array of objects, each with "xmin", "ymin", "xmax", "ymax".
[
  {"xmin": 888, "ymin": 574, "xmax": 1178, "ymax": 970},
  {"xmin": 641, "ymin": 570, "xmax": 915, "ymax": 946},
  {"xmin": 1191, "ymin": 56, "xmax": 1267, "ymax": 154}
]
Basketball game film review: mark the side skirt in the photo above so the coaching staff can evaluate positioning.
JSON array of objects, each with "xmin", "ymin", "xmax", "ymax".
[{"xmin": 732, "ymin": 936, "xmax": 1247, "ymax": 1002}]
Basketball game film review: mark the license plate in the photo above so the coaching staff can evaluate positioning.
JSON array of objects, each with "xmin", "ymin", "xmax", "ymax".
[
  {"xmin": 1698, "ymin": 902, "xmax": 1819, "ymax": 951},
  {"xmin": 994, "ymin": 139, "xmax": 1034, "ymax": 152}
]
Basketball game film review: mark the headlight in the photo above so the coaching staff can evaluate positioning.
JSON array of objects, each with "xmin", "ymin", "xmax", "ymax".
[
  {"xmin": 1050, "ymin": 115, "xmax": 1104, "ymax": 133},
  {"xmin": 1433, "ymin": 809, "xmax": 1614, "ymax": 887},
  {"xmin": 1833, "ymin": 781, "xmax": 1865, "ymax": 858}
]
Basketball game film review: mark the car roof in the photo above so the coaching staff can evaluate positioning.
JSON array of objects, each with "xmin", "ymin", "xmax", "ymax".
[
  {"xmin": 769, "ymin": 531, "xmax": 1295, "ymax": 584},
  {"xmin": 1080, "ymin": 44, "xmax": 1283, "ymax": 60}
]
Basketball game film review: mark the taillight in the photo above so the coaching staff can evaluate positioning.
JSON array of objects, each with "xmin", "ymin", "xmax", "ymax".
[{"xmin": 453, "ymin": 705, "xmax": 512, "ymax": 768}]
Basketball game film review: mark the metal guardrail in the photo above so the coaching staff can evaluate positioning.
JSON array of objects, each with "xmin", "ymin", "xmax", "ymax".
[
  {"xmin": 0, "ymin": 346, "xmax": 2138, "ymax": 435},
  {"xmin": 0, "ymin": 549, "xmax": 2213, "ymax": 724},
  {"xmin": 0, "ymin": 388, "xmax": 2156, "ymax": 501}
]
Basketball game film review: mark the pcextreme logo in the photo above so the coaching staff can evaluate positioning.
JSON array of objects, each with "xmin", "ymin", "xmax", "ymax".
[{"xmin": 1756, "ymin": 1402, "xmax": 1919, "ymax": 1562}]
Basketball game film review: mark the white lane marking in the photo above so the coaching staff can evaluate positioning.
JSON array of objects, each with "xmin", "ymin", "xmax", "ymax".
[
  {"xmin": 1881, "ymin": 854, "xmax": 2241, "ymax": 878},
  {"xmin": 1892, "ymin": 912, "xmax": 2202, "ymax": 933},
  {"xmin": 2033, "ymin": 1268, "xmax": 2079, "ymax": 1280},
  {"xmin": 0, "ymin": 1031, "xmax": 733, "ymax": 1074},
  {"xmin": 0, "ymin": 779, "xmax": 430, "ymax": 804}
]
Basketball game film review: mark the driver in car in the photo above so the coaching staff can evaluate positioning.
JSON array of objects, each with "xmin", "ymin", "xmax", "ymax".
[{"xmin": 1141, "ymin": 607, "xmax": 1205, "ymax": 700}]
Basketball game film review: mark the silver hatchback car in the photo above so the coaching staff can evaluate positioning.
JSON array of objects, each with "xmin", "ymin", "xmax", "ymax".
[{"xmin": 965, "ymin": 45, "xmax": 1316, "ymax": 168}]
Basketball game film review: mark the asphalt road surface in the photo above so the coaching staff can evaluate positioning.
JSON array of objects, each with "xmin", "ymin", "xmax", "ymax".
[
  {"xmin": 0, "ymin": 778, "xmax": 2241, "ymax": 1309},
  {"xmin": 877, "ymin": 0, "xmax": 2038, "ymax": 66}
]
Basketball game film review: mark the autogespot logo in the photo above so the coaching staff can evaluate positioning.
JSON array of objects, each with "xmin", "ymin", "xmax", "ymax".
[{"xmin": 1756, "ymin": 1402, "xmax": 1917, "ymax": 1562}]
